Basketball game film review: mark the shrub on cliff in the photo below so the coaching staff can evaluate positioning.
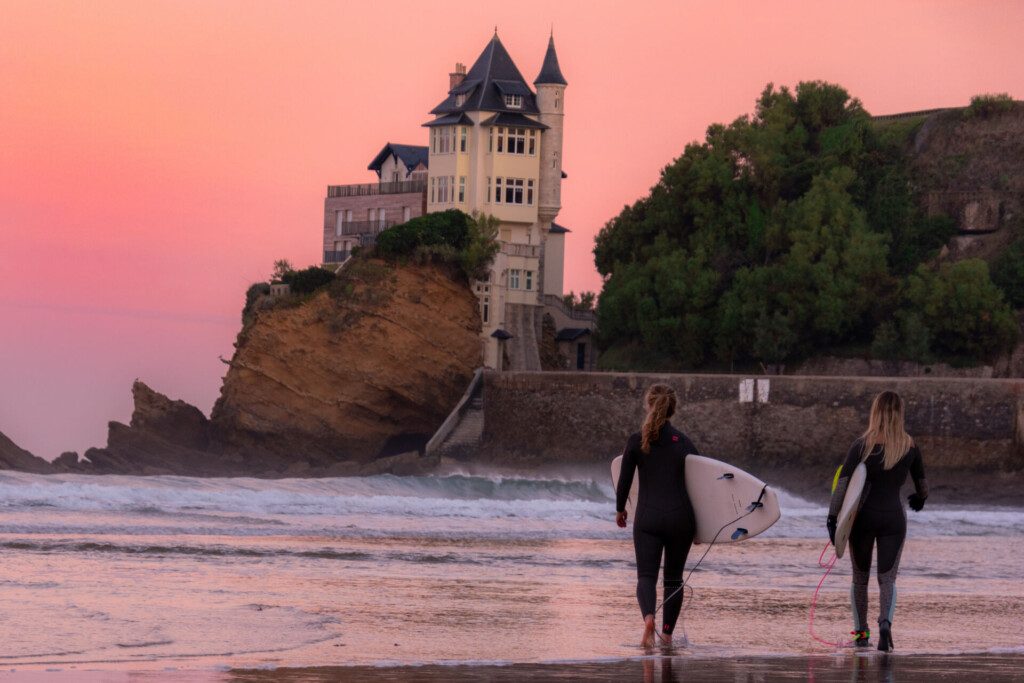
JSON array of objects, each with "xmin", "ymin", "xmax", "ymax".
[
  {"xmin": 375, "ymin": 210, "xmax": 470, "ymax": 258},
  {"xmin": 964, "ymin": 93, "xmax": 1015, "ymax": 119},
  {"xmin": 375, "ymin": 209, "xmax": 499, "ymax": 282},
  {"xmin": 242, "ymin": 282, "xmax": 271, "ymax": 324},
  {"xmin": 282, "ymin": 266, "xmax": 336, "ymax": 295},
  {"xmin": 991, "ymin": 237, "xmax": 1024, "ymax": 308}
]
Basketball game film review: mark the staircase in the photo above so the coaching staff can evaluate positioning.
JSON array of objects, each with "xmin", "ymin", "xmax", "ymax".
[
  {"xmin": 436, "ymin": 396, "xmax": 484, "ymax": 459},
  {"xmin": 425, "ymin": 370, "xmax": 485, "ymax": 460},
  {"xmin": 505, "ymin": 304, "xmax": 542, "ymax": 371}
]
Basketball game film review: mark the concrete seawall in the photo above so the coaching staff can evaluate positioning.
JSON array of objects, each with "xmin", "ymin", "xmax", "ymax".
[{"xmin": 475, "ymin": 372, "xmax": 1024, "ymax": 474}]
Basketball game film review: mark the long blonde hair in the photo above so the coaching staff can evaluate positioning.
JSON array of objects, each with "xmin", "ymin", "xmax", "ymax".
[
  {"xmin": 860, "ymin": 391, "xmax": 913, "ymax": 469},
  {"xmin": 641, "ymin": 384, "xmax": 677, "ymax": 454}
]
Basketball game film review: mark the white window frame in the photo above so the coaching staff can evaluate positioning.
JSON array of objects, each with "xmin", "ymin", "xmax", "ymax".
[
  {"xmin": 504, "ymin": 94, "xmax": 523, "ymax": 109},
  {"xmin": 527, "ymin": 179, "xmax": 535, "ymax": 205},
  {"xmin": 507, "ymin": 128, "xmax": 526, "ymax": 155},
  {"xmin": 460, "ymin": 127, "xmax": 467, "ymax": 153},
  {"xmin": 528, "ymin": 130, "xmax": 537, "ymax": 155},
  {"xmin": 509, "ymin": 269, "xmax": 521, "ymax": 289},
  {"xmin": 335, "ymin": 210, "xmax": 344, "ymax": 236},
  {"xmin": 494, "ymin": 177, "xmax": 503, "ymax": 204},
  {"xmin": 503, "ymin": 177, "xmax": 524, "ymax": 204},
  {"xmin": 458, "ymin": 176, "xmax": 466, "ymax": 203},
  {"xmin": 525, "ymin": 270, "xmax": 533, "ymax": 291}
]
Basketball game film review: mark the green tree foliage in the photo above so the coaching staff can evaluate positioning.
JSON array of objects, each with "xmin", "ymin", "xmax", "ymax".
[
  {"xmin": 282, "ymin": 266, "xmax": 337, "ymax": 295},
  {"xmin": 965, "ymin": 93, "xmax": 1015, "ymax": 119},
  {"xmin": 375, "ymin": 209, "xmax": 471, "ymax": 258},
  {"xmin": 594, "ymin": 81, "xmax": 1015, "ymax": 368},
  {"xmin": 459, "ymin": 212, "xmax": 501, "ymax": 281},
  {"xmin": 991, "ymin": 238, "xmax": 1024, "ymax": 308},
  {"xmin": 903, "ymin": 260, "xmax": 1017, "ymax": 358},
  {"xmin": 271, "ymin": 259, "xmax": 294, "ymax": 283},
  {"xmin": 242, "ymin": 282, "xmax": 271, "ymax": 323},
  {"xmin": 563, "ymin": 291, "xmax": 597, "ymax": 312},
  {"xmin": 375, "ymin": 209, "xmax": 498, "ymax": 282}
]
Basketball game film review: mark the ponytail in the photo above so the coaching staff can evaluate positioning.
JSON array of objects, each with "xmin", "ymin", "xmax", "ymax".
[{"xmin": 641, "ymin": 384, "xmax": 677, "ymax": 453}]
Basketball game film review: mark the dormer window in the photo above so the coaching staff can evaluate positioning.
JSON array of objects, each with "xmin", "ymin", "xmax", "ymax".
[
  {"xmin": 504, "ymin": 94, "xmax": 523, "ymax": 109},
  {"xmin": 455, "ymin": 94, "xmax": 467, "ymax": 107}
]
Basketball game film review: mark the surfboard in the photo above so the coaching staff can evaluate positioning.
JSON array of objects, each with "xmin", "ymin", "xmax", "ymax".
[
  {"xmin": 611, "ymin": 453, "xmax": 781, "ymax": 544},
  {"xmin": 832, "ymin": 462, "xmax": 867, "ymax": 559}
]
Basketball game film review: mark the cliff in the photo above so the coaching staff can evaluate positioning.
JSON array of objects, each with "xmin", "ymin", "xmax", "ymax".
[
  {"xmin": 0, "ymin": 431, "xmax": 54, "ymax": 474},
  {"xmin": 210, "ymin": 258, "xmax": 482, "ymax": 469},
  {"xmin": 38, "ymin": 259, "xmax": 481, "ymax": 477}
]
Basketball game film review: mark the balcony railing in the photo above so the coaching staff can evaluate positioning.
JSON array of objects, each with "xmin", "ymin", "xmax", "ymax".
[
  {"xmin": 327, "ymin": 180, "xmax": 427, "ymax": 198},
  {"xmin": 335, "ymin": 220, "xmax": 396, "ymax": 236},
  {"xmin": 323, "ymin": 250, "xmax": 351, "ymax": 264},
  {"xmin": 501, "ymin": 243, "xmax": 541, "ymax": 258}
]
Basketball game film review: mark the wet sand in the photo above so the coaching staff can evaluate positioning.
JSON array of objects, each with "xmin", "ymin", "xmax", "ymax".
[
  {"xmin": 4, "ymin": 654, "xmax": 1024, "ymax": 682},
  {"xmin": 232, "ymin": 653, "xmax": 1024, "ymax": 681}
]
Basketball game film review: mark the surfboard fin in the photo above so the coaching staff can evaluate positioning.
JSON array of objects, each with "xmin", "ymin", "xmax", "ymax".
[{"xmin": 730, "ymin": 528, "xmax": 748, "ymax": 540}]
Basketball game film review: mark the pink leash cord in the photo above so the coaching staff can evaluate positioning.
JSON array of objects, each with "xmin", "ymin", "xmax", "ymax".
[{"xmin": 809, "ymin": 541, "xmax": 851, "ymax": 649}]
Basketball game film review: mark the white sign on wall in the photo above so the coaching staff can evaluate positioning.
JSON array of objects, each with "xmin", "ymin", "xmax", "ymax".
[{"xmin": 739, "ymin": 378, "xmax": 754, "ymax": 403}]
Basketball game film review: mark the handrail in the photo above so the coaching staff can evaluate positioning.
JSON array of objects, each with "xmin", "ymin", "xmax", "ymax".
[
  {"xmin": 542, "ymin": 294, "xmax": 596, "ymax": 322},
  {"xmin": 327, "ymin": 180, "xmax": 427, "ymax": 198},
  {"xmin": 425, "ymin": 368, "xmax": 484, "ymax": 456}
]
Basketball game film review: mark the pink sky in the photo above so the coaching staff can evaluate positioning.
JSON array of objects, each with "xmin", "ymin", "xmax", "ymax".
[{"xmin": 2, "ymin": 1, "xmax": 1021, "ymax": 459}]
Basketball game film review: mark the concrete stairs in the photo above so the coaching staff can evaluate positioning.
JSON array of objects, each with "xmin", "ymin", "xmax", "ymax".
[{"xmin": 506, "ymin": 304, "xmax": 542, "ymax": 371}]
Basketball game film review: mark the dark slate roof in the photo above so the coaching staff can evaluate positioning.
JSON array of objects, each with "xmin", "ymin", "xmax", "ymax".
[
  {"xmin": 479, "ymin": 112, "xmax": 549, "ymax": 130},
  {"xmin": 555, "ymin": 328, "xmax": 591, "ymax": 342},
  {"xmin": 549, "ymin": 223, "xmax": 570, "ymax": 234},
  {"xmin": 367, "ymin": 143, "xmax": 429, "ymax": 174},
  {"xmin": 534, "ymin": 35, "xmax": 567, "ymax": 86},
  {"xmin": 422, "ymin": 112, "xmax": 475, "ymax": 128},
  {"xmin": 491, "ymin": 329, "xmax": 513, "ymax": 340},
  {"xmin": 430, "ymin": 34, "xmax": 540, "ymax": 116}
]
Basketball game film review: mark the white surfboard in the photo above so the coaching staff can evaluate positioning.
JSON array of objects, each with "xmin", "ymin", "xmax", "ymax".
[
  {"xmin": 611, "ymin": 453, "xmax": 781, "ymax": 544},
  {"xmin": 832, "ymin": 462, "xmax": 867, "ymax": 559}
]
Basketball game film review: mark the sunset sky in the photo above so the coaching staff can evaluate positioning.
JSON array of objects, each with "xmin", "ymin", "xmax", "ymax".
[{"xmin": 2, "ymin": 1, "xmax": 1022, "ymax": 458}]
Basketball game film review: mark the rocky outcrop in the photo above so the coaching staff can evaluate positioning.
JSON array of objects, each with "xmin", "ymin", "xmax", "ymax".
[
  {"xmin": 0, "ymin": 432, "xmax": 54, "ymax": 474},
  {"xmin": 16, "ymin": 259, "xmax": 482, "ymax": 478},
  {"xmin": 210, "ymin": 259, "xmax": 482, "ymax": 467}
]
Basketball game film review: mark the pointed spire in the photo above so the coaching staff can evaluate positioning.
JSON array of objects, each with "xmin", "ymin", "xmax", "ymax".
[{"xmin": 534, "ymin": 34, "xmax": 567, "ymax": 86}]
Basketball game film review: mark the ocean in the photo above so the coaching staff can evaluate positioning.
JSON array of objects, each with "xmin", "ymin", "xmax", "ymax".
[{"xmin": 0, "ymin": 469, "xmax": 1022, "ymax": 680}]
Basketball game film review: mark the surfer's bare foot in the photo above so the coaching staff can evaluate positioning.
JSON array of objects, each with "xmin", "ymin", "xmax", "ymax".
[
  {"xmin": 658, "ymin": 630, "xmax": 672, "ymax": 646},
  {"xmin": 641, "ymin": 615, "xmax": 656, "ymax": 648}
]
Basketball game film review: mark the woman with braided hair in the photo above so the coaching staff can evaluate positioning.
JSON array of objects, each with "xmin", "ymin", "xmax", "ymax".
[{"xmin": 615, "ymin": 384, "xmax": 700, "ymax": 647}]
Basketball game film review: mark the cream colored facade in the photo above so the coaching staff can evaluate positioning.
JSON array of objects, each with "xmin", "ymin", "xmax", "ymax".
[{"xmin": 426, "ymin": 35, "xmax": 568, "ymax": 369}]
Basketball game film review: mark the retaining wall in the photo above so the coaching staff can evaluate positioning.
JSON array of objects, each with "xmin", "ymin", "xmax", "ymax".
[{"xmin": 477, "ymin": 372, "xmax": 1024, "ymax": 473}]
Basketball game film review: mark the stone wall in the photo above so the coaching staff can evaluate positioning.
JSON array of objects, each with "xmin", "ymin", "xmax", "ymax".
[{"xmin": 477, "ymin": 372, "xmax": 1024, "ymax": 473}]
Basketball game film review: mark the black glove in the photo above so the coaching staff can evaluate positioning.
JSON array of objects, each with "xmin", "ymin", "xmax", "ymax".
[
  {"xmin": 908, "ymin": 493, "xmax": 926, "ymax": 512},
  {"xmin": 826, "ymin": 515, "xmax": 837, "ymax": 545}
]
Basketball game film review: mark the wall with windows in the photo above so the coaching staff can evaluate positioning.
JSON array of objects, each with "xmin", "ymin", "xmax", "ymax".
[
  {"xmin": 322, "ymin": 191, "xmax": 425, "ymax": 261},
  {"xmin": 427, "ymin": 125, "xmax": 472, "ymax": 213}
]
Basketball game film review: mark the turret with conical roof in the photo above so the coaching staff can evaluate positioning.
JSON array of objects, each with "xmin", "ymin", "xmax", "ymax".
[
  {"xmin": 534, "ymin": 34, "xmax": 568, "ymax": 86},
  {"xmin": 534, "ymin": 34, "xmax": 567, "ymax": 224}
]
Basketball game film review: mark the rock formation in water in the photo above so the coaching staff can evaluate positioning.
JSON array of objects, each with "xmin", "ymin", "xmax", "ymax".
[
  {"xmin": 35, "ymin": 259, "xmax": 481, "ymax": 477},
  {"xmin": 0, "ymin": 431, "xmax": 54, "ymax": 473}
]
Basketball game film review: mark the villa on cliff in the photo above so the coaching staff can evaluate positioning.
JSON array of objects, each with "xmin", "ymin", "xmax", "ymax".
[{"xmin": 321, "ymin": 32, "xmax": 596, "ymax": 372}]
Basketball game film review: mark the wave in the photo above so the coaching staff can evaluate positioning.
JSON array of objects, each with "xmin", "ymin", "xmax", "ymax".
[{"xmin": 1, "ymin": 471, "xmax": 1020, "ymax": 540}]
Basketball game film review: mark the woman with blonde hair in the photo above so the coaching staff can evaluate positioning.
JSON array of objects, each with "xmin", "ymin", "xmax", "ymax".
[
  {"xmin": 615, "ymin": 384, "xmax": 700, "ymax": 647},
  {"xmin": 827, "ymin": 391, "xmax": 928, "ymax": 652}
]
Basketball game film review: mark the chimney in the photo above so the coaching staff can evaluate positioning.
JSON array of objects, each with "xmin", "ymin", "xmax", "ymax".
[{"xmin": 449, "ymin": 62, "xmax": 466, "ymax": 91}]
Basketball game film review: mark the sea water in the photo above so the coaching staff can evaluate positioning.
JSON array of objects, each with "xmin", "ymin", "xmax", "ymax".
[{"xmin": 0, "ymin": 469, "xmax": 1021, "ymax": 674}]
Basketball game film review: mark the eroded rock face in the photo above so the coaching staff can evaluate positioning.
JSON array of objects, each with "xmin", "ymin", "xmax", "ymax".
[
  {"xmin": 0, "ymin": 432, "xmax": 53, "ymax": 474},
  {"xmin": 210, "ymin": 260, "xmax": 482, "ymax": 466},
  {"xmin": 2, "ymin": 261, "xmax": 481, "ymax": 477}
]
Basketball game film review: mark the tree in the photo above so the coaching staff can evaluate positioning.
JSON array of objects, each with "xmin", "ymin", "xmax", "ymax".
[
  {"xmin": 904, "ymin": 260, "xmax": 1017, "ymax": 359},
  {"xmin": 271, "ymin": 259, "xmax": 294, "ymax": 283}
]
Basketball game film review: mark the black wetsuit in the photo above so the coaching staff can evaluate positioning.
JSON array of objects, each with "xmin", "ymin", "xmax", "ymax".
[
  {"xmin": 828, "ymin": 440, "xmax": 928, "ymax": 632},
  {"xmin": 615, "ymin": 424, "xmax": 698, "ymax": 636}
]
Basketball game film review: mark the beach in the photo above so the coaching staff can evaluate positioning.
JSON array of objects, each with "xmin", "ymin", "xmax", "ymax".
[{"xmin": 0, "ymin": 468, "xmax": 1021, "ymax": 679}]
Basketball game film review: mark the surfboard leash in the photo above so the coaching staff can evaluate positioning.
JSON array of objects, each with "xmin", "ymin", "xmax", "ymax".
[
  {"xmin": 653, "ymin": 486, "xmax": 770, "ymax": 633},
  {"xmin": 808, "ymin": 541, "xmax": 857, "ymax": 649}
]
